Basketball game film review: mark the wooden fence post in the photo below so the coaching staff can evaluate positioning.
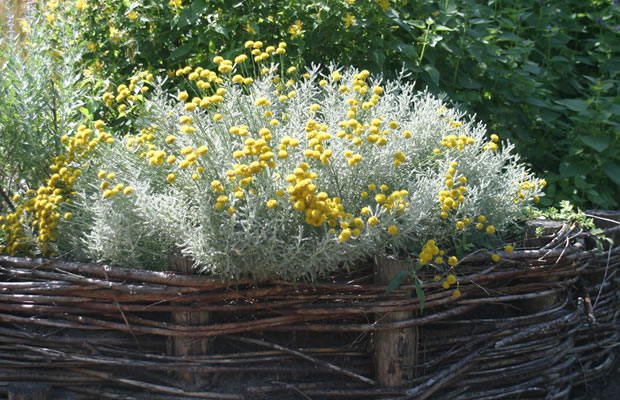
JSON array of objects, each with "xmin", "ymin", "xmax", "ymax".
[
  {"xmin": 522, "ymin": 220, "xmax": 564, "ymax": 313},
  {"xmin": 7, "ymin": 383, "xmax": 50, "ymax": 400},
  {"xmin": 167, "ymin": 251, "xmax": 210, "ymax": 387},
  {"xmin": 374, "ymin": 257, "xmax": 417, "ymax": 387}
]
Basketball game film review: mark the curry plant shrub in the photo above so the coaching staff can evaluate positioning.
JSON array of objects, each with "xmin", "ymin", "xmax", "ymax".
[{"xmin": 0, "ymin": 41, "xmax": 545, "ymax": 281}]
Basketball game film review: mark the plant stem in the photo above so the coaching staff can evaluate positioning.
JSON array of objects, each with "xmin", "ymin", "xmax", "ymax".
[
  {"xmin": 0, "ymin": 183, "xmax": 16, "ymax": 212},
  {"xmin": 452, "ymin": 58, "xmax": 460, "ymax": 86}
]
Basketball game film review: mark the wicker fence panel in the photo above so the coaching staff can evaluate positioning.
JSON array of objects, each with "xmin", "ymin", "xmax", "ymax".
[{"xmin": 0, "ymin": 224, "xmax": 618, "ymax": 399}]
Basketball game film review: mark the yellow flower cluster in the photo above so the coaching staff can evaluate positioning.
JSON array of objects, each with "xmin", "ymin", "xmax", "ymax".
[
  {"xmin": 376, "ymin": 0, "xmax": 390, "ymax": 10},
  {"xmin": 419, "ymin": 239, "xmax": 458, "ymax": 267},
  {"xmin": 514, "ymin": 178, "xmax": 546, "ymax": 204},
  {"xmin": 288, "ymin": 20, "xmax": 304, "ymax": 39},
  {"xmin": 365, "ymin": 184, "xmax": 409, "ymax": 214},
  {"xmin": 351, "ymin": 69, "xmax": 370, "ymax": 95},
  {"xmin": 441, "ymin": 273, "xmax": 457, "ymax": 289},
  {"xmin": 96, "ymin": 170, "xmax": 133, "ymax": 199},
  {"xmin": 101, "ymin": 71, "xmax": 152, "ymax": 112},
  {"xmin": 225, "ymin": 127, "xmax": 276, "ymax": 193},
  {"xmin": 124, "ymin": 120, "xmax": 209, "ymax": 183},
  {"xmin": 393, "ymin": 151, "xmax": 406, "ymax": 166},
  {"xmin": 422, "ymin": 242, "xmax": 461, "ymax": 297},
  {"xmin": 433, "ymin": 271, "xmax": 461, "ymax": 298},
  {"xmin": 363, "ymin": 117, "xmax": 389, "ymax": 146},
  {"xmin": 483, "ymin": 133, "xmax": 500, "ymax": 151},
  {"xmin": 438, "ymin": 161, "xmax": 468, "ymax": 219},
  {"xmin": 242, "ymin": 40, "xmax": 287, "ymax": 62},
  {"xmin": 233, "ymin": 136, "xmax": 274, "ymax": 166},
  {"xmin": 125, "ymin": 125, "xmax": 158, "ymax": 151},
  {"xmin": 213, "ymin": 194, "xmax": 229, "ymax": 210},
  {"xmin": 168, "ymin": 0, "xmax": 182, "ymax": 10},
  {"xmin": 175, "ymin": 66, "xmax": 221, "ymax": 91},
  {"xmin": 277, "ymin": 135, "xmax": 300, "ymax": 159},
  {"xmin": 285, "ymin": 163, "xmax": 346, "ymax": 229},
  {"xmin": 0, "ymin": 121, "xmax": 112, "ymax": 255},
  {"xmin": 304, "ymin": 120, "xmax": 333, "ymax": 164},
  {"xmin": 468, "ymin": 214, "xmax": 495, "ymax": 235},
  {"xmin": 437, "ymin": 133, "xmax": 476, "ymax": 152},
  {"xmin": 179, "ymin": 115, "xmax": 195, "ymax": 134},
  {"xmin": 381, "ymin": 190, "xmax": 409, "ymax": 213}
]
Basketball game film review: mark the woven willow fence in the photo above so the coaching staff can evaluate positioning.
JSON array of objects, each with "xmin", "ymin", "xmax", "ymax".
[{"xmin": 0, "ymin": 221, "xmax": 618, "ymax": 399}]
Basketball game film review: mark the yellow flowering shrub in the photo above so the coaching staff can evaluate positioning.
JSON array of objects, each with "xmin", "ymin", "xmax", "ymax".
[{"xmin": 1, "ymin": 41, "xmax": 545, "ymax": 280}]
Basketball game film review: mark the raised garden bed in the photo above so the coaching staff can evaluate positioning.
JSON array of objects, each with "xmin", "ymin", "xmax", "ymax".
[{"xmin": 0, "ymin": 222, "xmax": 618, "ymax": 399}]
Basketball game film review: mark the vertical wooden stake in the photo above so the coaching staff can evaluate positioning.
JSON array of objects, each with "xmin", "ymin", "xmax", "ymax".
[
  {"xmin": 167, "ymin": 251, "xmax": 210, "ymax": 387},
  {"xmin": 7, "ymin": 383, "xmax": 50, "ymax": 400},
  {"xmin": 522, "ymin": 220, "xmax": 564, "ymax": 313},
  {"xmin": 374, "ymin": 257, "xmax": 417, "ymax": 388}
]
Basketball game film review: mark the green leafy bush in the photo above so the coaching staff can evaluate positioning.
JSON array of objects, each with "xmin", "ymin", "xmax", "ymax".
[
  {"xmin": 1, "ymin": 43, "xmax": 545, "ymax": 281},
  {"xmin": 406, "ymin": 0, "xmax": 620, "ymax": 210}
]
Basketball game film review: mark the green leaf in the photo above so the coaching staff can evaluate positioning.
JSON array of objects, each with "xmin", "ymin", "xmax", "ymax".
[
  {"xmin": 439, "ymin": 41, "xmax": 464, "ymax": 57},
  {"xmin": 79, "ymin": 107, "xmax": 90, "ymax": 118},
  {"xmin": 458, "ymin": 75, "xmax": 482, "ymax": 89},
  {"xmin": 410, "ymin": 20, "xmax": 426, "ymax": 29},
  {"xmin": 469, "ymin": 18, "xmax": 491, "ymax": 25},
  {"xmin": 167, "ymin": 41, "xmax": 194, "ymax": 62},
  {"xmin": 524, "ymin": 97, "xmax": 548, "ymax": 108},
  {"xmin": 414, "ymin": 261, "xmax": 423, "ymax": 272},
  {"xmin": 415, "ymin": 280, "xmax": 425, "ymax": 312},
  {"xmin": 497, "ymin": 32, "xmax": 521, "ymax": 42},
  {"xmin": 559, "ymin": 160, "xmax": 588, "ymax": 177},
  {"xmin": 522, "ymin": 61, "xmax": 541, "ymax": 75},
  {"xmin": 177, "ymin": 0, "xmax": 207, "ymax": 27},
  {"xmin": 390, "ymin": 41, "xmax": 417, "ymax": 57},
  {"xmin": 384, "ymin": 270, "xmax": 410, "ymax": 295},
  {"xmin": 539, "ymin": 109, "xmax": 561, "ymax": 124},
  {"xmin": 554, "ymin": 98, "xmax": 590, "ymax": 113},
  {"xmin": 385, "ymin": 9, "xmax": 412, "ymax": 32},
  {"xmin": 212, "ymin": 23, "xmax": 229, "ymax": 37},
  {"xmin": 424, "ymin": 64, "xmax": 440, "ymax": 86},
  {"xmin": 434, "ymin": 25, "xmax": 456, "ymax": 32},
  {"xmin": 580, "ymin": 136, "xmax": 610, "ymax": 152},
  {"xmin": 370, "ymin": 49, "xmax": 385, "ymax": 70},
  {"xmin": 603, "ymin": 163, "xmax": 620, "ymax": 185},
  {"xmin": 439, "ymin": 0, "xmax": 457, "ymax": 15},
  {"xmin": 574, "ymin": 175, "xmax": 593, "ymax": 190},
  {"xmin": 127, "ymin": 1, "xmax": 141, "ymax": 11},
  {"xmin": 606, "ymin": 104, "xmax": 620, "ymax": 115}
]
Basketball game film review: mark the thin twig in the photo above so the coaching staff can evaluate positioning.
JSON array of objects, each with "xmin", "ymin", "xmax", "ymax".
[
  {"xmin": 75, "ymin": 369, "xmax": 243, "ymax": 399},
  {"xmin": 593, "ymin": 244, "xmax": 613, "ymax": 309},
  {"xmin": 225, "ymin": 336, "xmax": 375, "ymax": 386}
]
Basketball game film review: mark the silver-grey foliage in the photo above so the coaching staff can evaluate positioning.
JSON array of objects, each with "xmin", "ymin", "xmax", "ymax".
[{"xmin": 56, "ymin": 62, "xmax": 545, "ymax": 281}]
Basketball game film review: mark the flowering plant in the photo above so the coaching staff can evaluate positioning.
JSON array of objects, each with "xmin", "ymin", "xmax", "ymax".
[
  {"xmin": 0, "ymin": 40, "xmax": 545, "ymax": 282},
  {"xmin": 0, "ymin": 0, "xmax": 90, "ymax": 204}
]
